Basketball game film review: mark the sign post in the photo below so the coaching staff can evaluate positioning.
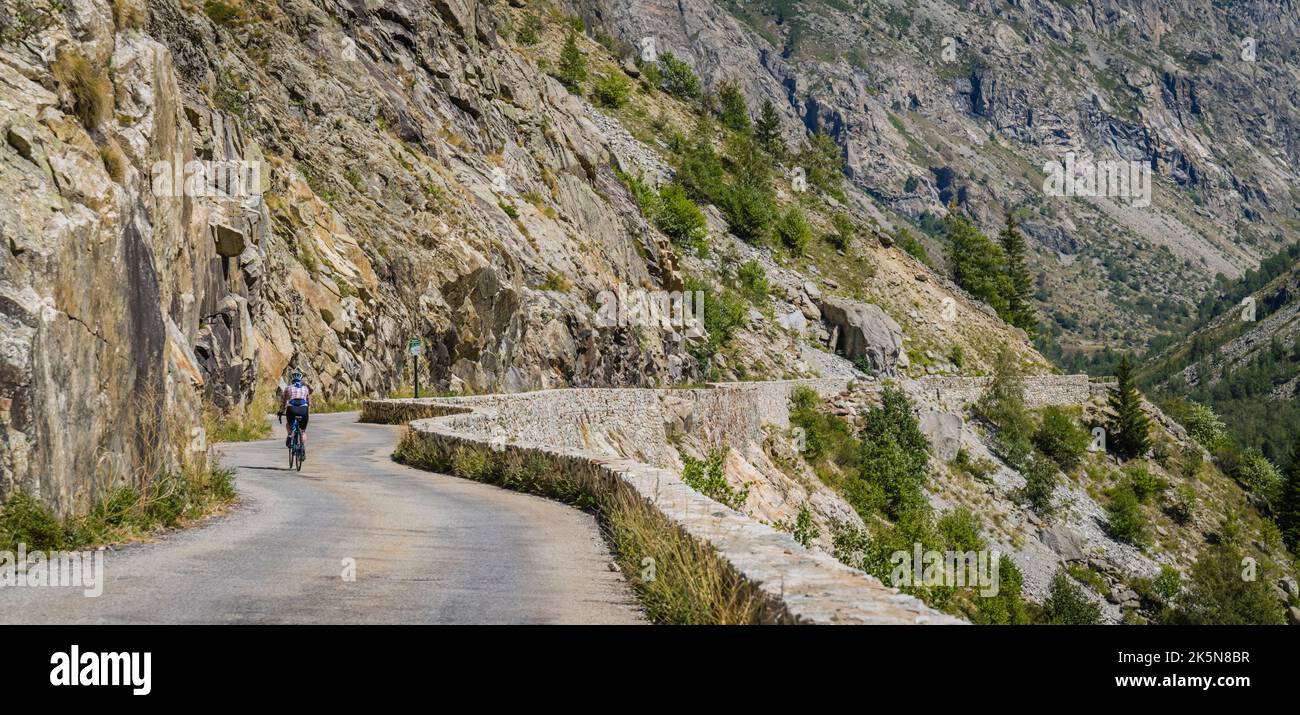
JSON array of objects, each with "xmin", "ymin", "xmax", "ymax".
[{"xmin": 408, "ymin": 338, "xmax": 422, "ymax": 399}]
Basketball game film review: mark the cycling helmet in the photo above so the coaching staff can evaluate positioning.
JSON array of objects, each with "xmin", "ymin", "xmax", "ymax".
[{"xmin": 290, "ymin": 370, "xmax": 303, "ymax": 385}]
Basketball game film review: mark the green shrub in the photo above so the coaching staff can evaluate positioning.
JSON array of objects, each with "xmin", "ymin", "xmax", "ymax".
[
  {"xmin": 1018, "ymin": 452, "xmax": 1059, "ymax": 516},
  {"xmin": 618, "ymin": 170, "xmax": 661, "ymax": 217},
  {"xmin": 1153, "ymin": 565, "xmax": 1181, "ymax": 602},
  {"xmin": 681, "ymin": 448, "xmax": 748, "ymax": 511},
  {"xmin": 1176, "ymin": 544, "xmax": 1285, "ymax": 625},
  {"xmin": 937, "ymin": 507, "xmax": 984, "ymax": 552},
  {"xmin": 1106, "ymin": 487, "xmax": 1148, "ymax": 547},
  {"xmin": 675, "ymin": 133, "xmax": 727, "ymax": 205},
  {"xmin": 684, "ymin": 276, "xmax": 747, "ymax": 357},
  {"xmin": 1041, "ymin": 569, "xmax": 1102, "ymax": 624},
  {"xmin": 1125, "ymin": 462, "xmax": 1168, "ymax": 503},
  {"xmin": 654, "ymin": 184, "xmax": 707, "ymax": 249},
  {"xmin": 638, "ymin": 62, "xmax": 662, "ymax": 93},
  {"xmin": 895, "ymin": 226, "xmax": 930, "ymax": 264},
  {"xmin": 658, "ymin": 52, "xmax": 700, "ymax": 100},
  {"xmin": 790, "ymin": 504, "xmax": 819, "ymax": 548},
  {"xmin": 950, "ymin": 447, "xmax": 997, "ymax": 482},
  {"xmin": 1033, "ymin": 406, "xmax": 1090, "ymax": 472},
  {"xmin": 716, "ymin": 81, "xmax": 751, "ymax": 133},
  {"xmin": 0, "ymin": 492, "xmax": 64, "ymax": 550},
  {"xmin": 1168, "ymin": 483, "xmax": 1196, "ymax": 525},
  {"xmin": 515, "ymin": 13, "xmax": 541, "ymax": 45},
  {"xmin": 592, "ymin": 71, "xmax": 632, "ymax": 108},
  {"xmin": 825, "ymin": 212, "xmax": 854, "ymax": 250},
  {"xmin": 856, "ymin": 385, "xmax": 931, "ymax": 519},
  {"xmin": 1175, "ymin": 400, "xmax": 1229, "ymax": 452},
  {"xmin": 970, "ymin": 555, "xmax": 1030, "ymax": 624},
  {"xmin": 1233, "ymin": 449, "xmax": 1282, "ymax": 501},
  {"xmin": 557, "ymin": 30, "xmax": 587, "ymax": 90},
  {"xmin": 719, "ymin": 181, "xmax": 775, "ymax": 243},
  {"xmin": 203, "ymin": 0, "xmax": 245, "ymax": 26},
  {"xmin": 948, "ymin": 344, "xmax": 965, "ymax": 368},
  {"xmin": 796, "ymin": 130, "xmax": 845, "ymax": 200},
  {"xmin": 789, "ymin": 386, "xmax": 859, "ymax": 467},
  {"xmin": 736, "ymin": 259, "xmax": 768, "ymax": 304},
  {"xmin": 775, "ymin": 206, "xmax": 811, "ymax": 254}
]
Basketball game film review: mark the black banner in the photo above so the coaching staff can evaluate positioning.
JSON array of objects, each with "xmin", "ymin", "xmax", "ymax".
[{"xmin": 1, "ymin": 625, "xmax": 1287, "ymax": 702}]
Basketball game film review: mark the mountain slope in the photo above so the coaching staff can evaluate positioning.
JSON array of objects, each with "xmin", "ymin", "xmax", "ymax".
[{"xmin": 572, "ymin": 0, "xmax": 1300, "ymax": 358}]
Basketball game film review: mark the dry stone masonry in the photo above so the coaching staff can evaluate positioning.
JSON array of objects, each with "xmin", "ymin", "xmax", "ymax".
[{"xmin": 363, "ymin": 374, "xmax": 1103, "ymax": 624}]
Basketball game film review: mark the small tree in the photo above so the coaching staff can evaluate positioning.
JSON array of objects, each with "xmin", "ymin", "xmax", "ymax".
[
  {"xmin": 1106, "ymin": 487, "xmax": 1148, "ymax": 547},
  {"xmin": 998, "ymin": 216, "xmax": 1036, "ymax": 336},
  {"xmin": 1041, "ymin": 570, "xmax": 1102, "ymax": 624},
  {"xmin": 558, "ymin": 30, "xmax": 587, "ymax": 90},
  {"xmin": 591, "ymin": 71, "xmax": 631, "ymax": 108},
  {"xmin": 776, "ymin": 205, "xmax": 811, "ymax": 254},
  {"xmin": 754, "ymin": 99, "xmax": 784, "ymax": 158},
  {"xmin": 797, "ymin": 130, "xmax": 845, "ymax": 199},
  {"xmin": 1107, "ymin": 356, "xmax": 1151, "ymax": 460},
  {"xmin": 658, "ymin": 52, "xmax": 700, "ymax": 99},
  {"xmin": 1033, "ymin": 406, "xmax": 1090, "ymax": 472},
  {"xmin": 654, "ymin": 184, "xmax": 708, "ymax": 250},
  {"xmin": 945, "ymin": 206, "xmax": 1009, "ymax": 315},
  {"xmin": 1019, "ymin": 451, "xmax": 1060, "ymax": 516},
  {"xmin": 827, "ymin": 212, "xmax": 855, "ymax": 250},
  {"xmin": 717, "ymin": 81, "xmax": 751, "ymax": 133},
  {"xmin": 515, "ymin": 13, "xmax": 541, "ymax": 45},
  {"xmin": 976, "ymin": 346, "xmax": 1034, "ymax": 467},
  {"xmin": 857, "ymin": 385, "xmax": 931, "ymax": 520}
]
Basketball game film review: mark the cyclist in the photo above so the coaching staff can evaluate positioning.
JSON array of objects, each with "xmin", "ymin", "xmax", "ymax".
[{"xmin": 278, "ymin": 370, "xmax": 311, "ymax": 449}]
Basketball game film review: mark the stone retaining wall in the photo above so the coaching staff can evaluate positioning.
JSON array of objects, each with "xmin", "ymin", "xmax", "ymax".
[
  {"xmin": 911, "ymin": 374, "xmax": 1107, "ymax": 409},
  {"xmin": 361, "ymin": 374, "xmax": 1100, "ymax": 625},
  {"xmin": 363, "ymin": 378, "xmax": 962, "ymax": 625}
]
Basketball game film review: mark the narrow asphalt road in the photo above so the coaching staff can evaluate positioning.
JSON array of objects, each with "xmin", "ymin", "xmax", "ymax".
[{"xmin": 0, "ymin": 413, "xmax": 643, "ymax": 624}]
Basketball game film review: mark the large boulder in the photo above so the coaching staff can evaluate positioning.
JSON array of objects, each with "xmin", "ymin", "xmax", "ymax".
[
  {"xmin": 817, "ymin": 296, "xmax": 906, "ymax": 375},
  {"xmin": 917, "ymin": 408, "xmax": 963, "ymax": 460}
]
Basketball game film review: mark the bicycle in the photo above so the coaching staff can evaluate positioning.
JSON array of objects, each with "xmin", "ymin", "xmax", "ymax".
[{"xmin": 279, "ymin": 413, "xmax": 306, "ymax": 471}]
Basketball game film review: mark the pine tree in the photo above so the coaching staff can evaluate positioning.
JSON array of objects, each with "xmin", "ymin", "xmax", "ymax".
[
  {"xmin": 754, "ymin": 99, "xmax": 784, "ymax": 159},
  {"xmin": 1278, "ymin": 436, "xmax": 1300, "ymax": 551},
  {"xmin": 558, "ymin": 30, "xmax": 586, "ymax": 90},
  {"xmin": 944, "ymin": 204, "xmax": 1009, "ymax": 315},
  {"xmin": 717, "ymin": 82, "xmax": 751, "ymax": 134},
  {"xmin": 1108, "ymin": 355, "xmax": 1151, "ymax": 459},
  {"xmin": 999, "ymin": 216, "xmax": 1036, "ymax": 336}
]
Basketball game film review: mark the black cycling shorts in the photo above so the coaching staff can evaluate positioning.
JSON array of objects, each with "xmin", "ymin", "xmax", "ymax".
[{"xmin": 286, "ymin": 403, "xmax": 309, "ymax": 430}]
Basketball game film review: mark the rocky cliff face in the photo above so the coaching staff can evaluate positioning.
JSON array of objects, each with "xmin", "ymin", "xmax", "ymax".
[
  {"xmin": 571, "ymin": 0, "xmax": 1300, "ymax": 354},
  {"xmin": 3, "ymin": 0, "xmax": 1052, "ymax": 514},
  {"xmin": 0, "ymin": 0, "xmax": 689, "ymax": 513}
]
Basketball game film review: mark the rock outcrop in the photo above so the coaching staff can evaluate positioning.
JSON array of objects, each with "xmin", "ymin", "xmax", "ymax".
[
  {"xmin": 0, "ymin": 0, "xmax": 694, "ymax": 512},
  {"xmin": 817, "ymin": 296, "xmax": 906, "ymax": 375}
]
